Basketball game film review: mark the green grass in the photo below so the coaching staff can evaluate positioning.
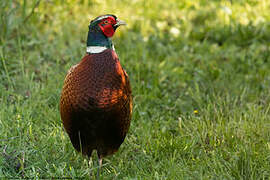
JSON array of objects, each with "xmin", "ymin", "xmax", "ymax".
[{"xmin": 1, "ymin": 0, "xmax": 270, "ymax": 179}]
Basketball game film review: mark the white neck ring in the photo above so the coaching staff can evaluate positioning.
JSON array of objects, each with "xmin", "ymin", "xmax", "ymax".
[{"xmin": 86, "ymin": 46, "xmax": 107, "ymax": 53}]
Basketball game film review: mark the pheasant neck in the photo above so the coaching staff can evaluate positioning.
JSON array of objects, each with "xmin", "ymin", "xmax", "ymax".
[{"xmin": 86, "ymin": 31, "xmax": 114, "ymax": 54}]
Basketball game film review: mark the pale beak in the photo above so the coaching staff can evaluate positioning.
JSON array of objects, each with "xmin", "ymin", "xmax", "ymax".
[{"xmin": 114, "ymin": 19, "xmax": 127, "ymax": 28}]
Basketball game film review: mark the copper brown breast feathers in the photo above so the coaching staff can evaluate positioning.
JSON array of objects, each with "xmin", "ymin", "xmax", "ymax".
[{"xmin": 60, "ymin": 49, "xmax": 132, "ymax": 158}]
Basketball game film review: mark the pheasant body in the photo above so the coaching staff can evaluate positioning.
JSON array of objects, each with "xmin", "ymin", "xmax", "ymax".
[
  {"xmin": 60, "ymin": 15, "xmax": 132, "ymax": 162},
  {"xmin": 60, "ymin": 49, "xmax": 132, "ymax": 158}
]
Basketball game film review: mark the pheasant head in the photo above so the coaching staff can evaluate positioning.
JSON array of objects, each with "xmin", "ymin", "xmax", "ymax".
[{"xmin": 86, "ymin": 14, "xmax": 126, "ymax": 53}]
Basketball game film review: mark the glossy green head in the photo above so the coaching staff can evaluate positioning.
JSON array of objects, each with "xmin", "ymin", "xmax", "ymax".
[{"xmin": 86, "ymin": 14, "xmax": 126, "ymax": 50}]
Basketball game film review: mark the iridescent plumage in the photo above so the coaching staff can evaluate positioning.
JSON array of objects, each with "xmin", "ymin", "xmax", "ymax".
[
  {"xmin": 59, "ymin": 15, "xmax": 132, "ymax": 178},
  {"xmin": 60, "ymin": 49, "xmax": 132, "ymax": 159}
]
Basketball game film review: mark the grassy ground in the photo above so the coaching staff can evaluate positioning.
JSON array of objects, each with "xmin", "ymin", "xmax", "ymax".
[{"xmin": 1, "ymin": 0, "xmax": 270, "ymax": 179}]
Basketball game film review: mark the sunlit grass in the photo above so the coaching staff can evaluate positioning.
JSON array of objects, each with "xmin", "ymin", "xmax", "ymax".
[{"xmin": 1, "ymin": 0, "xmax": 270, "ymax": 179}]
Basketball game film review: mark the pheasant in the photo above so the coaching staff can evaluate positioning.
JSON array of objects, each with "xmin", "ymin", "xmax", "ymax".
[{"xmin": 60, "ymin": 14, "xmax": 132, "ymax": 177}]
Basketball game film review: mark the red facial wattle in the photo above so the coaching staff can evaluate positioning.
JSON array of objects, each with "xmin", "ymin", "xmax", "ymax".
[
  {"xmin": 98, "ymin": 17, "xmax": 116, "ymax": 37},
  {"xmin": 99, "ymin": 23, "xmax": 115, "ymax": 37}
]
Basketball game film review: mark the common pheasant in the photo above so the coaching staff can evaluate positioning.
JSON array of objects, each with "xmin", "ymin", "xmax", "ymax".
[{"xmin": 60, "ymin": 14, "xmax": 132, "ymax": 177}]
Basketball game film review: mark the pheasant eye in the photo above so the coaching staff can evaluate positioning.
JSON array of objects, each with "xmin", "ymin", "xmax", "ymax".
[{"xmin": 104, "ymin": 20, "xmax": 109, "ymax": 24}]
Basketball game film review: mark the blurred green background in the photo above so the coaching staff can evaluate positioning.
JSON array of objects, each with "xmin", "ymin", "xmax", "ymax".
[{"xmin": 0, "ymin": 0, "xmax": 270, "ymax": 179}]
